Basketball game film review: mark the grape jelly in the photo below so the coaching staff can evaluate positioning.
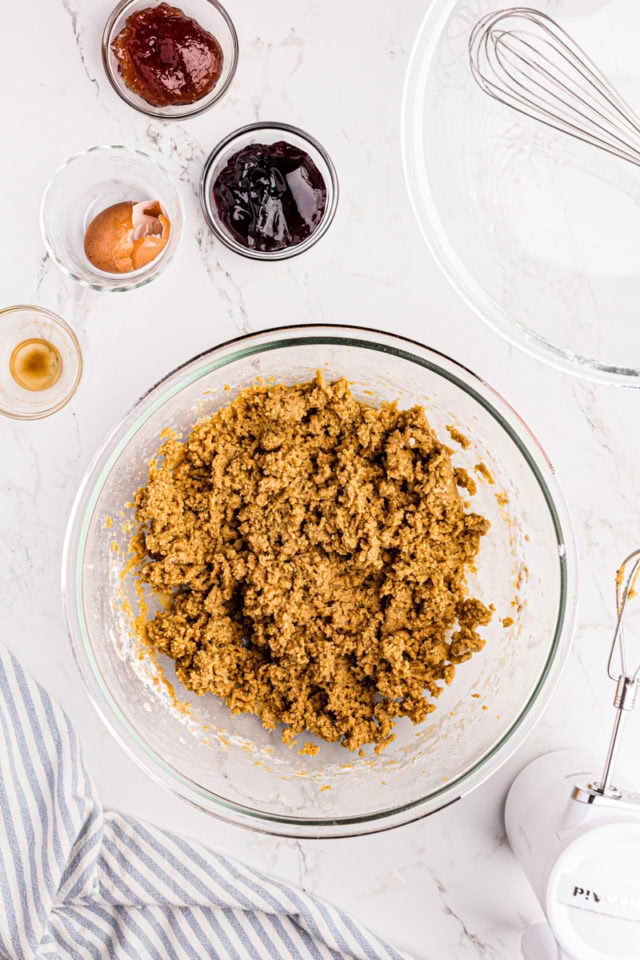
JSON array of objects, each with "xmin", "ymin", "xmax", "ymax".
[{"xmin": 212, "ymin": 141, "xmax": 327, "ymax": 253}]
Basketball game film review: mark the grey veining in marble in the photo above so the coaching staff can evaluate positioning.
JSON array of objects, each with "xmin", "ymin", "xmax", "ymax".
[{"xmin": 1, "ymin": 2, "xmax": 639, "ymax": 959}]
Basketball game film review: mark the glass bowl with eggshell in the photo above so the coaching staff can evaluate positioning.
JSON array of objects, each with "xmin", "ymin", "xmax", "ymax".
[
  {"xmin": 40, "ymin": 146, "xmax": 183, "ymax": 292},
  {"xmin": 62, "ymin": 325, "xmax": 576, "ymax": 837}
]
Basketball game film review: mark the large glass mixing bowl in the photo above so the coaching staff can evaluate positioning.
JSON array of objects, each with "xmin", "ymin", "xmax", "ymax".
[
  {"xmin": 403, "ymin": 0, "xmax": 640, "ymax": 385},
  {"xmin": 63, "ymin": 325, "xmax": 576, "ymax": 836}
]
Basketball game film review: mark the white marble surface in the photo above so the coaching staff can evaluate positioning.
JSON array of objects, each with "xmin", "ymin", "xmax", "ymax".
[{"xmin": 1, "ymin": 1, "xmax": 640, "ymax": 958}]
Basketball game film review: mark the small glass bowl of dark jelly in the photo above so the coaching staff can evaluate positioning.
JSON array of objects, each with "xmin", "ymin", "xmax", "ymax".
[{"xmin": 200, "ymin": 122, "xmax": 339, "ymax": 260}]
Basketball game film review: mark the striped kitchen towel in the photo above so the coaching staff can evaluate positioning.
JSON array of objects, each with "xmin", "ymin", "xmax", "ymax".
[{"xmin": 0, "ymin": 644, "xmax": 410, "ymax": 960}]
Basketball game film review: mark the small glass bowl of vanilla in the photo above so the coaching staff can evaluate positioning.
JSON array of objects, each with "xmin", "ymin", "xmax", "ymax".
[{"xmin": 0, "ymin": 306, "xmax": 83, "ymax": 420}]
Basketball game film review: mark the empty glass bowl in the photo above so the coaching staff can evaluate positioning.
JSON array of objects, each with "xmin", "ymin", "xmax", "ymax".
[
  {"xmin": 200, "ymin": 122, "xmax": 339, "ymax": 260},
  {"xmin": 0, "ymin": 306, "xmax": 82, "ymax": 419},
  {"xmin": 63, "ymin": 325, "xmax": 576, "ymax": 836},
  {"xmin": 102, "ymin": 0, "xmax": 238, "ymax": 120},
  {"xmin": 40, "ymin": 146, "xmax": 183, "ymax": 292},
  {"xmin": 403, "ymin": 0, "xmax": 640, "ymax": 385}
]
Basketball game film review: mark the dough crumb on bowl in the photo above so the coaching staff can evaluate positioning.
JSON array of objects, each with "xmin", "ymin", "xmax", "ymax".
[{"xmin": 129, "ymin": 372, "xmax": 492, "ymax": 751}]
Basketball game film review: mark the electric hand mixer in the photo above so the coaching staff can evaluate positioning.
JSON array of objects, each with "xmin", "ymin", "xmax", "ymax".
[
  {"xmin": 505, "ymin": 550, "xmax": 640, "ymax": 960},
  {"xmin": 467, "ymin": 16, "xmax": 640, "ymax": 955}
]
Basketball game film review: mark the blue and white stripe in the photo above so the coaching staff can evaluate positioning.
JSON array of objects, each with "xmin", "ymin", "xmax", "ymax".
[{"xmin": 0, "ymin": 645, "xmax": 410, "ymax": 960}]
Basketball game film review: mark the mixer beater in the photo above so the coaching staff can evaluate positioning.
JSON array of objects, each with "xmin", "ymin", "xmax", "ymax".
[
  {"xmin": 505, "ymin": 550, "xmax": 640, "ymax": 959},
  {"xmin": 588, "ymin": 548, "xmax": 640, "ymax": 800}
]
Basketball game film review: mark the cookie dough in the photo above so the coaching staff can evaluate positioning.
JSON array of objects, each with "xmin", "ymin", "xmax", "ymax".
[{"xmin": 131, "ymin": 373, "xmax": 492, "ymax": 751}]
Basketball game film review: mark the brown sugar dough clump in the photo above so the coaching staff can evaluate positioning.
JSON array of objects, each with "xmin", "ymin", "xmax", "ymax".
[{"xmin": 131, "ymin": 374, "xmax": 492, "ymax": 751}]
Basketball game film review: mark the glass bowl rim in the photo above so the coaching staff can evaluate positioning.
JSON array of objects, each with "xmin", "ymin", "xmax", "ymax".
[
  {"xmin": 199, "ymin": 121, "xmax": 340, "ymax": 261},
  {"xmin": 62, "ymin": 323, "xmax": 577, "ymax": 837},
  {"xmin": 39, "ymin": 144, "xmax": 184, "ymax": 293},
  {"xmin": 0, "ymin": 304, "xmax": 83, "ymax": 420},
  {"xmin": 101, "ymin": 0, "xmax": 239, "ymax": 121},
  {"xmin": 401, "ymin": 0, "xmax": 640, "ymax": 387}
]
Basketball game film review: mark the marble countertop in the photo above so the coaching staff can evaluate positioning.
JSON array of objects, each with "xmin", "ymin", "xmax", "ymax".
[{"xmin": 2, "ymin": 1, "xmax": 639, "ymax": 958}]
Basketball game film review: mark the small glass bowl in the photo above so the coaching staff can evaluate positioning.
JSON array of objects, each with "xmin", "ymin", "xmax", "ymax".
[
  {"xmin": 0, "ymin": 306, "xmax": 82, "ymax": 420},
  {"xmin": 40, "ymin": 146, "xmax": 183, "ymax": 292},
  {"xmin": 102, "ymin": 0, "xmax": 238, "ymax": 120},
  {"xmin": 200, "ymin": 122, "xmax": 339, "ymax": 260}
]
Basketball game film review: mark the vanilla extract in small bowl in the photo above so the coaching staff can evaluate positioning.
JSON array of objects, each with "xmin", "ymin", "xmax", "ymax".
[
  {"xmin": 0, "ymin": 306, "xmax": 82, "ymax": 420},
  {"xmin": 10, "ymin": 338, "xmax": 63, "ymax": 392}
]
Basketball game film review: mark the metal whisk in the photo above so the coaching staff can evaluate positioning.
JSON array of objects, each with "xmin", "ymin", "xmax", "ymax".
[
  {"xmin": 593, "ymin": 549, "xmax": 640, "ymax": 798},
  {"xmin": 469, "ymin": 7, "xmax": 640, "ymax": 167}
]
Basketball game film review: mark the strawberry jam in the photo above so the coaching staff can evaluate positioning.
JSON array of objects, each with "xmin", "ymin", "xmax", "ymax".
[
  {"xmin": 111, "ymin": 4, "xmax": 223, "ymax": 107},
  {"xmin": 212, "ymin": 141, "xmax": 327, "ymax": 252}
]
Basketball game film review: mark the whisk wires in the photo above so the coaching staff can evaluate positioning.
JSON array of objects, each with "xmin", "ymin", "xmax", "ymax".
[{"xmin": 469, "ymin": 7, "xmax": 640, "ymax": 167}]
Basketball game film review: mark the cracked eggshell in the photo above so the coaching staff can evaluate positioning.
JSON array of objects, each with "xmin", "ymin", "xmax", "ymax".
[{"xmin": 84, "ymin": 200, "xmax": 171, "ymax": 274}]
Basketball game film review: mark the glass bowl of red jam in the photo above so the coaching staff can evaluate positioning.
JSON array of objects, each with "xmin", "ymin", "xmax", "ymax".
[
  {"xmin": 200, "ymin": 122, "xmax": 339, "ymax": 260},
  {"xmin": 102, "ymin": 0, "xmax": 238, "ymax": 120}
]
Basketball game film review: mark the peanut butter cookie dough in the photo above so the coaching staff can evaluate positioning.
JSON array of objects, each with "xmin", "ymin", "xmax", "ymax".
[{"xmin": 131, "ymin": 373, "xmax": 492, "ymax": 751}]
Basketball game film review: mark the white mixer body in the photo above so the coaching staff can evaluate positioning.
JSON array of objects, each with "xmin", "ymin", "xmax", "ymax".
[{"xmin": 505, "ymin": 751, "xmax": 640, "ymax": 960}]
